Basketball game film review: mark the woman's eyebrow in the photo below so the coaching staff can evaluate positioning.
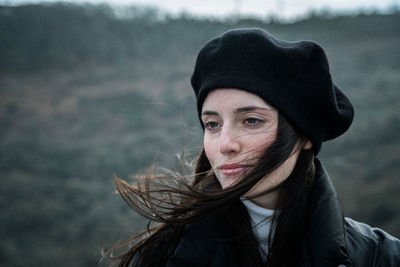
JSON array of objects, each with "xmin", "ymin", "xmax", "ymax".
[
  {"xmin": 202, "ymin": 106, "xmax": 271, "ymax": 116},
  {"xmin": 234, "ymin": 106, "xmax": 271, "ymax": 113},
  {"xmin": 201, "ymin": 110, "xmax": 219, "ymax": 116}
]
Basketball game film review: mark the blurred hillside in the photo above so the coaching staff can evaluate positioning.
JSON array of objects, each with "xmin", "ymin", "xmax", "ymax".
[{"xmin": 0, "ymin": 3, "xmax": 399, "ymax": 266}]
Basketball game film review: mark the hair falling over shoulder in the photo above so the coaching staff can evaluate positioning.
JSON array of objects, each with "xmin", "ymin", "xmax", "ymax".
[{"xmin": 104, "ymin": 114, "xmax": 316, "ymax": 267}]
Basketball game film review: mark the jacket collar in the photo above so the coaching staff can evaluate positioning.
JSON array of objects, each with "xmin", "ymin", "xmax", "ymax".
[{"xmin": 301, "ymin": 158, "xmax": 352, "ymax": 267}]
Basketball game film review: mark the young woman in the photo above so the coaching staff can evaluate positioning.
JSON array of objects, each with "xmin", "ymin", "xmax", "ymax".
[{"xmin": 110, "ymin": 28, "xmax": 400, "ymax": 266}]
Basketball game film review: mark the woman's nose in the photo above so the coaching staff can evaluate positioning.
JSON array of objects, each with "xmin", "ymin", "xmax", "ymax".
[{"xmin": 218, "ymin": 127, "xmax": 241, "ymax": 155}]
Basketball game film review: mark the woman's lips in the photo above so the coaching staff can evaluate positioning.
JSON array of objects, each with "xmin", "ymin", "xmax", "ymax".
[{"xmin": 218, "ymin": 163, "xmax": 251, "ymax": 176}]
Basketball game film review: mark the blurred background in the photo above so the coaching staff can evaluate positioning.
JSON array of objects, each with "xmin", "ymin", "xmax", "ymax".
[{"xmin": 1, "ymin": 0, "xmax": 399, "ymax": 266}]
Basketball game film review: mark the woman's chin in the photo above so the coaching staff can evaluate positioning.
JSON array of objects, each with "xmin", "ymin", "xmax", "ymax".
[{"xmin": 220, "ymin": 176, "xmax": 243, "ymax": 190}]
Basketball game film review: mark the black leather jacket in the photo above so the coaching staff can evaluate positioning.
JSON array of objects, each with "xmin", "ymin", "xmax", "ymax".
[{"xmin": 166, "ymin": 159, "xmax": 400, "ymax": 267}]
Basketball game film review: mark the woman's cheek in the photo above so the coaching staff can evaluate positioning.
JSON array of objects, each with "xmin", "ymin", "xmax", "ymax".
[
  {"xmin": 251, "ymin": 132, "xmax": 276, "ymax": 152},
  {"xmin": 203, "ymin": 138, "xmax": 216, "ymax": 167}
]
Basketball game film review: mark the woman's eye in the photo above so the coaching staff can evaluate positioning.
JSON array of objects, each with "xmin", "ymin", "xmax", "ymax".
[
  {"xmin": 244, "ymin": 117, "xmax": 263, "ymax": 126},
  {"xmin": 204, "ymin": 121, "xmax": 220, "ymax": 130}
]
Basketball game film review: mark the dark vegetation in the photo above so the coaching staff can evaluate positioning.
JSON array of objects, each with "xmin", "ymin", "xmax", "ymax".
[{"xmin": 0, "ymin": 3, "xmax": 399, "ymax": 266}]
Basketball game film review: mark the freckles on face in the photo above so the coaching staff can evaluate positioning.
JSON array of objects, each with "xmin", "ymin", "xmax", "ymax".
[{"xmin": 201, "ymin": 88, "xmax": 278, "ymax": 189}]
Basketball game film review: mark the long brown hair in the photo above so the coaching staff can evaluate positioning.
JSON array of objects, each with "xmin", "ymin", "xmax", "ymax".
[{"xmin": 105, "ymin": 113, "xmax": 315, "ymax": 266}]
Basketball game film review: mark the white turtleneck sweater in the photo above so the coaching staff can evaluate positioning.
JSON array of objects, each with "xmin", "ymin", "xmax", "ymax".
[{"xmin": 241, "ymin": 198, "xmax": 275, "ymax": 261}]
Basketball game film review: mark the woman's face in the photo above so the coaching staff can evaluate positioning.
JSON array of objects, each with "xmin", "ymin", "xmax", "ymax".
[{"xmin": 201, "ymin": 88, "xmax": 303, "ymax": 208}]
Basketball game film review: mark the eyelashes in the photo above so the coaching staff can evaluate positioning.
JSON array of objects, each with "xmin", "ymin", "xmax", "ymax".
[
  {"xmin": 243, "ymin": 117, "xmax": 264, "ymax": 126},
  {"xmin": 204, "ymin": 121, "xmax": 220, "ymax": 131},
  {"xmin": 204, "ymin": 117, "xmax": 266, "ymax": 132}
]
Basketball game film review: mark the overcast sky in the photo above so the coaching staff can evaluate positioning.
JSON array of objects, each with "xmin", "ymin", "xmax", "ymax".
[{"xmin": 5, "ymin": 0, "xmax": 400, "ymax": 19}]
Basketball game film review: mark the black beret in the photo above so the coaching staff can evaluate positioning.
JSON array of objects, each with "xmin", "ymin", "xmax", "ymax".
[{"xmin": 191, "ymin": 28, "xmax": 354, "ymax": 154}]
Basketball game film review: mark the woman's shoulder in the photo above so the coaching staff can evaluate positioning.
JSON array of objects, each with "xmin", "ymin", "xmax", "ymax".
[
  {"xmin": 344, "ymin": 217, "xmax": 400, "ymax": 266},
  {"xmin": 166, "ymin": 211, "xmax": 237, "ymax": 267}
]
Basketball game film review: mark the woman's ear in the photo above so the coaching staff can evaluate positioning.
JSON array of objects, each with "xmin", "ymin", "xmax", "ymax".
[{"xmin": 303, "ymin": 139, "xmax": 312, "ymax": 150}]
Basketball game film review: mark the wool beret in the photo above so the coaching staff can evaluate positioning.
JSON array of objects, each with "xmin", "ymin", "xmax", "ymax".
[{"xmin": 191, "ymin": 28, "xmax": 354, "ymax": 154}]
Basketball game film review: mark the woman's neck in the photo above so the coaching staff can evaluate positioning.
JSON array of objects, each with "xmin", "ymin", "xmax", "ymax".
[{"xmin": 245, "ymin": 189, "xmax": 280, "ymax": 209}]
